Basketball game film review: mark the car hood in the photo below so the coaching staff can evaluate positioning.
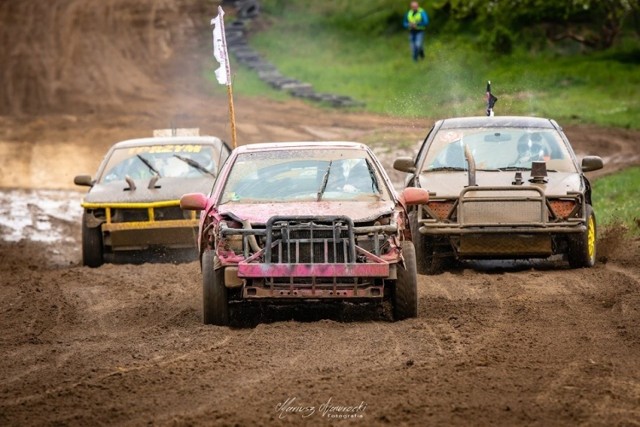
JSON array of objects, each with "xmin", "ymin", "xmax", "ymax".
[
  {"xmin": 218, "ymin": 200, "xmax": 397, "ymax": 225},
  {"xmin": 84, "ymin": 177, "xmax": 213, "ymax": 204},
  {"xmin": 418, "ymin": 171, "xmax": 583, "ymax": 198}
]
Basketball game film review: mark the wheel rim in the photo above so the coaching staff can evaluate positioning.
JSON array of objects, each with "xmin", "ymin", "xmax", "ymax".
[{"xmin": 587, "ymin": 215, "xmax": 596, "ymax": 260}]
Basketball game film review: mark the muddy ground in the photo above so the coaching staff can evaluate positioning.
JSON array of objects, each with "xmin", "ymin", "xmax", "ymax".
[{"xmin": 1, "ymin": 1, "xmax": 640, "ymax": 425}]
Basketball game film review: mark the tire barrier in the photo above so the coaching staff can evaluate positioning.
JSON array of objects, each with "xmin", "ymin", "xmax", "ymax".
[
  {"xmin": 225, "ymin": 0, "xmax": 365, "ymax": 108},
  {"xmin": 236, "ymin": 0, "xmax": 260, "ymax": 20}
]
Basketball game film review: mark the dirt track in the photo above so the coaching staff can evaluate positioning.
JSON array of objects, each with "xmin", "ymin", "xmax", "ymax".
[{"xmin": 1, "ymin": 1, "xmax": 640, "ymax": 425}]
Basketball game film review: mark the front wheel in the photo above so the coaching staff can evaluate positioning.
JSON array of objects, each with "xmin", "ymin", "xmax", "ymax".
[
  {"xmin": 567, "ymin": 205, "xmax": 597, "ymax": 268},
  {"xmin": 409, "ymin": 211, "xmax": 446, "ymax": 275},
  {"xmin": 409, "ymin": 211, "xmax": 429, "ymax": 275},
  {"xmin": 202, "ymin": 250, "xmax": 229, "ymax": 325},
  {"xmin": 82, "ymin": 214, "xmax": 103, "ymax": 268},
  {"xmin": 393, "ymin": 241, "xmax": 418, "ymax": 320}
]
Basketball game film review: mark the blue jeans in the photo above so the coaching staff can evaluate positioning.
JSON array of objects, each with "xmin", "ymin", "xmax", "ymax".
[{"xmin": 409, "ymin": 30, "xmax": 425, "ymax": 61}]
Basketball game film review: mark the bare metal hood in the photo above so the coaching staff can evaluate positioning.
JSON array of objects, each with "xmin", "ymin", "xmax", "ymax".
[
  {"xmin": 84, "ymin": 177, "xmax": 213, "ymax": 204},
  {"xmin": 419, "ymin": 171, "xmax": 584, "ymax": 198},
  {"xmin": 218, "ymin": 200, "xmax": 396, "ymax": 225}
]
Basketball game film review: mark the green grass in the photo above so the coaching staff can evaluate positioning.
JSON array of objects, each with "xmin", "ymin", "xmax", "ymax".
[
  {"xmin": 212, "ymin": 5, "xmax": 640, "ymax": 128},
  {"xmin": 593, "ymin": 167, "xmax": 640, "ymax": 235}
]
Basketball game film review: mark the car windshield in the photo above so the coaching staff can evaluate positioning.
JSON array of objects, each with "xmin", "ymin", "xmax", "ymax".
[
  {"xmin": 99, "ymin": 143, "xmax": 223, "ymax": 183},
  {"xmin": 421, "ymin": 127, "xmax": 577, "ymax": 173},
  {"xmin": 219, "ymin": 148, "xmax": 390, "ymax": 204}
]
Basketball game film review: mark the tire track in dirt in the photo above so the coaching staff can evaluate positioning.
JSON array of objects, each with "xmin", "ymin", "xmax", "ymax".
[{"xmin": 2, "ymin": 237, "xmax": 640, "ymax": 425}]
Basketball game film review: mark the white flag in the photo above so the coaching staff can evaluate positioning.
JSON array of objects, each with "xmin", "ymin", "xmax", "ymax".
[{"xmin": 211, "ymin": 7, "xmax": 230, "ymax": 85}]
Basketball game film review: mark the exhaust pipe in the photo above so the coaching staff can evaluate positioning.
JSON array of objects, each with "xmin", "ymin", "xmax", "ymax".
[{"xmin": 463, "ymin": 144, "xmax": 477, "ymax": 187}]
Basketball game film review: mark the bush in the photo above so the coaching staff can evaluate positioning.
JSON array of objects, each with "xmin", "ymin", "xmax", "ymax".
[{"xmin": 485, "ymin": 25, "xmax": 514, "ymax": 55}]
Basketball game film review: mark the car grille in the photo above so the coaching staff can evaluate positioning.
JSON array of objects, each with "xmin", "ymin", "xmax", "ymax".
[
  {"xmin": 266, "ymin": 216, "xmax": 355, "ymax": 264},
  {"xmin": 279, "ymin": 230, "xmax": 349, "ymax": 264},
  {"xmin": 461, "ymin": 200, "xmax": 543, "ymax": 224},
  {"xmin": 110, "ymin": 206, "xmax": 190, "ymax": 223},
  {"xmin": 459, "ymin": 188, "xmax": 545, "ymax": 226}
]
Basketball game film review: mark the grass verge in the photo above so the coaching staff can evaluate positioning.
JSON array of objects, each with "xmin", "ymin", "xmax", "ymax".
[{"xmin": 593, "ymin": 167, "xmax": 640, "ymax": 236}]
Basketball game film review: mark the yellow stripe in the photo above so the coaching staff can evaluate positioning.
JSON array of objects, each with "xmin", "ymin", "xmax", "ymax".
[
  {"xmin": 81, "ymin": 200, "xmax": 180, "ymax": 209},
  {"xmin": 102, "ymin": 219, "xmax": 198, "ymax": 232}
]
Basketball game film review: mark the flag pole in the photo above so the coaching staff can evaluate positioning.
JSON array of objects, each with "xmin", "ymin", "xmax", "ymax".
[
  {"xmin": 212, "ymin": 6, "xmax": 237, "ymax": 148},
  {"xmin": 226, "ymin": 84, "xmax": 237, "ymax": 148}
]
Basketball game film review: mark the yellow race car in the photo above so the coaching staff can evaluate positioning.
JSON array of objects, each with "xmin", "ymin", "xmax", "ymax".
[{"xmin": 74, "ymin": 130, "xmax": 231, "ymax": 267}]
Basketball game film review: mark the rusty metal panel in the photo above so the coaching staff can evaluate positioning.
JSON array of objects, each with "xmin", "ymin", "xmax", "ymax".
[{"xmin": 459, "ymin": 234, "xmax": 552, "ymax": 256}]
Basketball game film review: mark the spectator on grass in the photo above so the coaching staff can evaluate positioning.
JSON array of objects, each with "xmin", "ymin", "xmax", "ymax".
[{"xmin": 403, "ymin": 2, "xmax": 429, "ymax": 62}]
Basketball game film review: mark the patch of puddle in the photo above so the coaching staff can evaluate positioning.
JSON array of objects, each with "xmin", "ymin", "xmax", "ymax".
[{"xmin": 0, "ymin": 189, "xmax": 83, "ymax": 243}]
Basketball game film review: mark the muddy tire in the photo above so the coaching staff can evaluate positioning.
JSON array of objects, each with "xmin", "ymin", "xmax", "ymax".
[
  {"xmin": 393, "ymin": 241, "xmax": 418, "ymax": 320},
  {"xmin": 568, "ymin": 205, "xmax": 597, "ymax": 268},
  {"xmin": 81, "ymin": 214, "xmax": 103, "ymax": 268},
  {"xmin": 409, "ymin": 210, "xmax": 445, "ymax": 275},
  {"xmin": 409, "ymin": 211, "xmax": 429, "ymax": 275},
  {"xmin": 202, "ymin": 250, "xmax": 229, "ymax": 326}
]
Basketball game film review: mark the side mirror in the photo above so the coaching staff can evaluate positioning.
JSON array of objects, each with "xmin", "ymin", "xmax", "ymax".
[
  {"xmin": 180, "ymin": 193, "xmax": 208, "ymax": 211},
  {"xmin": 581, "ymin": 156, "xmax": 604, "ymax": 172},
  {"xmin": 74, "ymin": 175, "xmax": 93, "ymax": 187},
  {"xmin": 399, "ymin": 187, "xmax": 429, "ymax": 206},
  {"xmin": 393, "ymin": 157, "xmax": 416, "ymax": 173}
]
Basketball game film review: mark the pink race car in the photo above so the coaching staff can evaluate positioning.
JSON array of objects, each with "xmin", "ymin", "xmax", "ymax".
[{"xmin": 180, "ymin": 141, "xmax": 429, "ymax": 325}]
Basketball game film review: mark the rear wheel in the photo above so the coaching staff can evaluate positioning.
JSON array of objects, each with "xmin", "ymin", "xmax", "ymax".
[
  {"xmin": 202, "ymin": 250, "xmax": 229, "ymax": 325},
  {"xmin": 82, "ymin": 214, "xmax": 103, "ymax": 268},
  {"xmin": 393, "ymin": 241, "xmax": 418, "ymax": 320},
  {"xmin": 568, "ymin": 205, "xmax": 597, "ymax": 268}
]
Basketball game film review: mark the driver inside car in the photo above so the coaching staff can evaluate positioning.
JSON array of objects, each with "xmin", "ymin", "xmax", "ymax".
[{"xmin": 515, "ymin": 132, "xmax": 550, "ymax": 165}]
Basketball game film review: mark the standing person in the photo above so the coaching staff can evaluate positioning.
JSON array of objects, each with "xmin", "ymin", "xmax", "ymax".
[{"xmin": 403, "ymin": 2, "xmax": 429, "ymax": 62}]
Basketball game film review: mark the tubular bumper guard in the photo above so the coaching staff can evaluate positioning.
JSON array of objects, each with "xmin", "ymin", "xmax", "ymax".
[
  {"xmin": 236, "ymin": 216, "xmax": 390, "ymax": 299},
  {"xmin": 420, "ymin": 187, "xmax": 587, "ymax": 235}
]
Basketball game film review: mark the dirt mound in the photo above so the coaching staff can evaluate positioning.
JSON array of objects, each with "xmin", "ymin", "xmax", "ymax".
[{"xmin": 0, "ymin": 0, "xmax": 216, "ymax": 115}]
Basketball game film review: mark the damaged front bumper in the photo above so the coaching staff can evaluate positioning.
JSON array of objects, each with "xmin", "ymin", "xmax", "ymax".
[
  {"xmin": 217, "ymin": 215, "xmax": 402, "ymax": 300},
  {"xmin": 418, "ymin": 186, "xmax": 588, "ymax": 257}
]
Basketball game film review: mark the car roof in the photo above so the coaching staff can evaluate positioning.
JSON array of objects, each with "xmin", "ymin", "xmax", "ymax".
[
  {"xmin": 233, "ymin": 141, "xmax": 370, "ymax": 153},
  {"xmin": 111, "ymin": 136, "xmax": 226, "ymax": 149},
  {"xmin": 439, "ymin": 116, "xmax": 558, "ymax": 129}
]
